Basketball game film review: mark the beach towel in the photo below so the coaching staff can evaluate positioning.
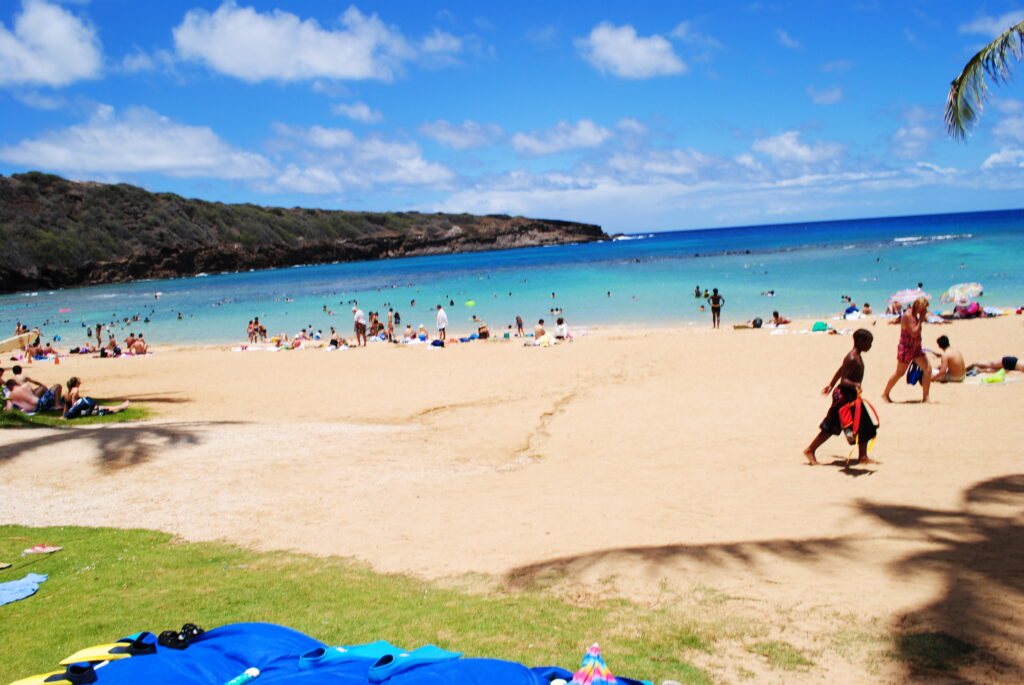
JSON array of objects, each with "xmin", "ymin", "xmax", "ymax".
[{"xmin": 0, "ymin": 573, "xmax": 47, "ymax": 606}]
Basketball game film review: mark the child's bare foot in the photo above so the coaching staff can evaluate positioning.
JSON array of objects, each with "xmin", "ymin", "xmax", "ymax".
[{"xmin": 803, "ymin": 449, "xmax": 819, "ymax": 465}]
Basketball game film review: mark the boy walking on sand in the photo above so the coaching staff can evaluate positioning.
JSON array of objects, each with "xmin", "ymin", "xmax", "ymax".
[{"xmin": 804, "ymin": 328, "xmax": 879, "ymax": 466}]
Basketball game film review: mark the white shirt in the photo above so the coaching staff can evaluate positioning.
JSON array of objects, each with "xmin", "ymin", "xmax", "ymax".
[
  {"xmin": 353, "ymin": 309, "xmax": 365, "ymax": 325},
  {"xmin": 436, "ymin": 308, "xmax": 448, "ymax": 329}
]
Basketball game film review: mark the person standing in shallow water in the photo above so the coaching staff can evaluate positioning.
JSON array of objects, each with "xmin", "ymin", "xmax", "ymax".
[
  {"xmin": 706, "ymin": 288, "xmax": 725, "ymax": 328},
  {"xmin": 804, "ymin": 328, "xmax": 879, "ymax": 466},
  {"xmin": 881, "ymin": 297, "xmax": 931, "ymax": 403}
]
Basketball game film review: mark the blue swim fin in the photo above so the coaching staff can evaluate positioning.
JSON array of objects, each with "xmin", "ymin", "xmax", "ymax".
[
  {"xmin": 367, "ymin": 644, "xmax": 463, "ymax": 682},
  {"xmin": 299, "ymin": 640, "xmax": 403, "ymax": 669}
]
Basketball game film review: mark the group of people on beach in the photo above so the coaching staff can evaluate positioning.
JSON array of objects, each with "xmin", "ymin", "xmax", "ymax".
[
  {"xmin": 805, "ymin": 295, "xmax": 1021, "ymax": 466},
  {"xmin": 1, "ymin": 365, "xmax": 129, "ymax": 418}
]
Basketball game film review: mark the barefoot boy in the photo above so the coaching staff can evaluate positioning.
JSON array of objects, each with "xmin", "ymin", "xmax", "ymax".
[{"xmin": 804, "ymin": 328, "xmax": 879, "ymax": 466}]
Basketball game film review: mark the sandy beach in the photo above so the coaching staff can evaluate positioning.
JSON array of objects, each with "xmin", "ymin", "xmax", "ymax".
[{"xmin": 3, "ymin": 315, "xmax": 1023, "ymax": 683}]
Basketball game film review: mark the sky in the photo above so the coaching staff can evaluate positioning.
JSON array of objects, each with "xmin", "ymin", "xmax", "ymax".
[{"xmin": 2, "ymin": 1, "xmax": 1024, "ymax": 233}]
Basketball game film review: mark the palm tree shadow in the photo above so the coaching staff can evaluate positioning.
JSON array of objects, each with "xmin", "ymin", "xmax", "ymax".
[
  {"xmin": 856, "ymin": 475, "xmax": 1024, "ymax": 681},
  {"xmin": 503, "ymin": 475, "xmax": 1024, "ymax": 681},
  {"xmin": 0, "ymin": 421, "xmax": 243, "ymax": 470}
]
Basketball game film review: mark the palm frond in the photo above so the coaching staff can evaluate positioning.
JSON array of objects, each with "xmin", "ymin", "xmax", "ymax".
[{"xmin": 946, "ymin": 21, "xmax": 1024, "ymax": 141}]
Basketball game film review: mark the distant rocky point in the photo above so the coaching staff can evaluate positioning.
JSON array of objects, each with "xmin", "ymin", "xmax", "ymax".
[{"xmin": 0, "ymin": 172, "xmax": 608, "ymax": 293}]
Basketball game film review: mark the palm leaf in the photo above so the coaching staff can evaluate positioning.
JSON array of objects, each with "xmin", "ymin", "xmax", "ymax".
[{"xmin": 945, "ymin": 21, "xmax": 1024, "ymax": 141}]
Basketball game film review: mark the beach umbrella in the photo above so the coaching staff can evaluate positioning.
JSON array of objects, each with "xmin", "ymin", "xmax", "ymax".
[
  {"xmin": 940, "ymin": 282, "xmax": 983, "ymax": 303},
  {"xmin": 569, "ymin": 644, "xmax": 617, "ymax": 685},
  {"xmin": 888, "ymin": 288, "xmax": 930, "ymax": 305}
]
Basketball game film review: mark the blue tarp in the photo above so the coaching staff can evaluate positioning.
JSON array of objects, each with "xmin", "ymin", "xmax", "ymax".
[{"xmin": 25, "ymin": 623, "xmax": 652, "ymax": 684}]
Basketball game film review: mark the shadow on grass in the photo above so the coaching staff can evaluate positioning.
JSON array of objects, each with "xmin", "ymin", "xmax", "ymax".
[
  {"xmin": 505, "ymin": 475, "xmax": 1024, "ymax": 682},
  {"xmin": 0, "ymin": 421, "xmax": 242, "ymax": 470}
]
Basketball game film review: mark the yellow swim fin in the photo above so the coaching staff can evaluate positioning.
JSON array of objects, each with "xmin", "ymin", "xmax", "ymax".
[
  {"xmin": 59, "ymin": 632, "xmax": 156, "ymax": 665},
  {"xmin": 59, "ymin": 642, "xmax": 132, "ymax": 665},
  {"xmin": 10, "ymin": 670, "xmax": 66, "ymax": 685},
  {"xmin": 10, "ymin": 662, "xmax": 96, "ymax": 684}
]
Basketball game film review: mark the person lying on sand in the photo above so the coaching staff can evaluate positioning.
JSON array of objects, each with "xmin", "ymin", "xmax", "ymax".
[
  {"xmin": 967, "ymin": 356, "xmax": 1023, "ymax": 374},
  {"xmin": 4, "ymin": 378, "xmax": 63, "ymax": 414},
  {"xmin": 804, "ymin": 328, "xmax": 879, "ymax": 466},
  {"xmin": 771, "ymin": 311, "xmax": 790, "ymax": 325},
  {"xmin": 928, "ymin": 335, "xmax": 966, "ymax": 382},
  {"xmin": 62, "ymin": 376, "xmax": 130, "ymax": 419}
]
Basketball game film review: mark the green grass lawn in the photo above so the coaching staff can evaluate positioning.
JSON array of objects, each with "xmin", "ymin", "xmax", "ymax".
[
  {"xmin": 0, "ymin": 405, "xmax": 148, "ymax": 428},
  {"xmin": 0, "ymin": 526, "xmax": 712, "ymax": 684}
]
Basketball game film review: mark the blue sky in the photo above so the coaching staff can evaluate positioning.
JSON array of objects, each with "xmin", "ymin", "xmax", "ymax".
[{"xmin": 2, "ymin": 0, "xmax": 1024, "ymax": 233}]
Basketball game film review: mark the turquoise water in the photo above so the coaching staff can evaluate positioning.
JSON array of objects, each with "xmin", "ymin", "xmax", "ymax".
[{"xmin": 2, "ymin": 208, "xmax": 1023, "ymax": 345}]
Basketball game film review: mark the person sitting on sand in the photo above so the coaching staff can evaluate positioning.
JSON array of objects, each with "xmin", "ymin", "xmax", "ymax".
[
  {"xmin": 4, "ymin": 378, "xmax": 63, "ymax": 414},
  {"xmin": 862, "ymin": 302, "xmax": 873, "ymax": 315},
  {"xmin": 554, "ymin": 317, "xmax": 569, "ymax": 340},
  {"xmin": 534, "ymin": 319, "xmax": 546, "ymax": 337},
  {"xmin": 124, "ymin": 332, "xmax": 137, "ymax": 350},
  {"xmin": 417, "ymin": 324, "xmax": 429, "ymax": 340},
  {"xmin": 771, "ymin": 311, "xmax": 790, "ymax": 325},
  {"xmin": 477, "ymin": 321, "xmax": 490, "ymax": 339},
  {"xmin": 130, "ymin": 335, "xmax": 148, "ymax": 355},
  {"xmin": 10, "ymin": 365, "xmax": 47, "ymax": 397},
  {"xmin": 966, "ymin": 356, "xmax": 1023, "ymax": 374},
  {"xmin": 928, "ymin": 335, "xmax": 965, "ymax": 382},
  {"xmin": 804, "ymin": 328, "xmax": 878, "ymax": 466},
  {"xmin": 403, "ymin": 324, "xmax": 415, "ymax": 340},
  {"xmin": 62, "ymin": 376, "xmax": 130, "ymax": 419}
]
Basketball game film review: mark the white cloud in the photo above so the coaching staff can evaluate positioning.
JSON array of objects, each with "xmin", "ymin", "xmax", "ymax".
[
  {"xmin": 807, "ymin": 85, "xmax": 842, "ymax": 105},
  {"xmin": 982, "ymin": 147, "xmax": 1024, "ymax": 168},
  {"xmin": 890, "ymin": 106, "xmax": 936, "ymax": 160},
  {"xmin": 172, "ymin": 3, "xmax": 414, "ymax": 82},
  {"xmin": 0, "ymin": 105, "xmax": 273, "ymax": 178},
  {"xmin": 775, "ymin": 29, "xmax": 801, "ymax": 49},
  {"xmin": 669, "ymin": 22, "xmax": 723, "ymax": 49},
  {"xmin": 267, "ymin": 123, "xmax": 455, "ymax": 191},
  {"xmin": 609, "ymin": 148, "xmax": 714, "ymax": 176},
  {"xmin": 512, "ymin": 119, "xmax": 612, "ymax": 156},
  {"xmin": 616, "ymin": 117, "xmax": 647, "ymax": 134},
  {"xmin": 993, "ymin": 115, "xmax": 1024, "ymax": 143},
  {"xmin": 959, "ymin": 11, "xmax": 1024, "ymax": 37},
  {"xmin": 420, "ymin": 28, "xmax": 461, "ymax": 54},
  {"xmin": 120, "ymin": 48, "xmax": 158, "ymax": 73},
  {"xmin": 273, "ymin": 164, "xmax": 344, "ymax": 193},
  {"xmin": 752, "ymin": 131, "xmax": 843, "ymax": 163},
  {"xmin": 12, "ymin": 89, "xmax": 65, "ymax": 109},
  {"xmin": 419, "ymin": 119, "xmax": 503, "ymax": 150},
  {"xmin": 331, "ymin": 101, "xmax": 382, "ymax": 123},
  {"xmin": 576, "ymin": 22, "xmax": 685, "ymax": 79},
  {"xmin": 0, "ymin": 0, "xmax": 102, "ymax": 87}
]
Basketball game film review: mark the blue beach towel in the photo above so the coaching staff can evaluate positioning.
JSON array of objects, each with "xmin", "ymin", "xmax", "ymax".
[{"xmin": 0, "ymin": 572, "xmax": 47, "ymax": 606}]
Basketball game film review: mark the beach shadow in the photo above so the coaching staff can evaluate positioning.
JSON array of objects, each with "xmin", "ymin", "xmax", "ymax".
[
  {"xmin": 825, "ymin": 458, "xmax": 877, "ymax": 478},
  {"xmin": 112, "ymin": 392, "xmax": 191, "ymax": 404},
  {"xmin": 0, "ymin": 421, "xmax": 240, "ymax": 470},
  {"xmin": 856, "ymin": 475, "xmax": 1024, "ymax": 681},
  {"xmin": 504, "ymin": 475, "xmax": 1024, "ymax": 681}
]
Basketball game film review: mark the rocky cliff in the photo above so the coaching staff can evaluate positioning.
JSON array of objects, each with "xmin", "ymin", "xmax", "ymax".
[{"xmin": 0, "ymin": 172, "xmax": 608, "ymax": 293}]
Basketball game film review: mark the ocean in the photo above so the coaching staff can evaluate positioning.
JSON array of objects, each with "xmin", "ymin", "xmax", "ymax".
[{"xmin": 2, "ymin": 208, "xmax": 1023, "ymax": 346}]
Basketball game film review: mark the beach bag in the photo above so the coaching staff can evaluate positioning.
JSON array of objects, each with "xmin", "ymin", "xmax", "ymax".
[
  {"xmin": 906, "ymin": 361, "xmax": 923, "ymax": 385},
  {"xmin": 838, "ymin": 391, "xmax": 880, "ymax": 440},
  {"xmin": 812, "ymin": 321, "xmax": 829, "ymax": 332}
]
